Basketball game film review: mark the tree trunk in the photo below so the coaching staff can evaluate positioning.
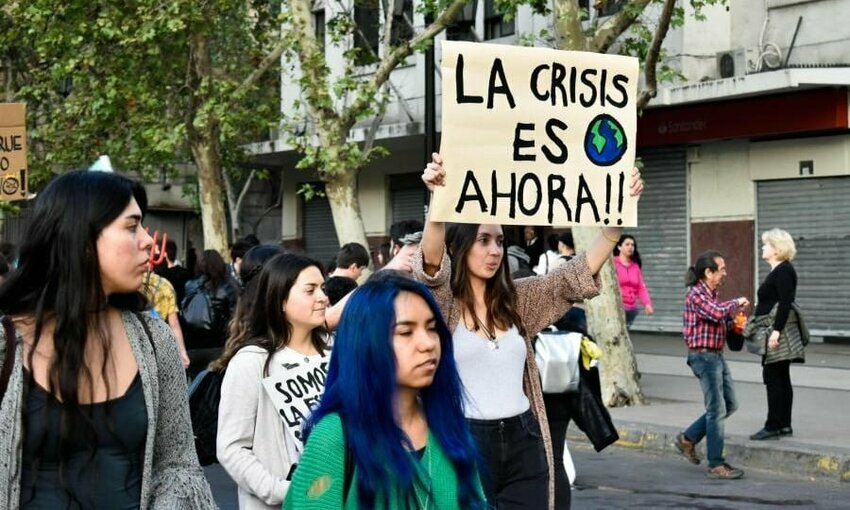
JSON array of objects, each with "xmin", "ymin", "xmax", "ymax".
[
  {"xmin": 324, "ymin": 171, "xmax": 371, "ymax": 261},
  {"xmin": 573, "ymin": 226, "xmax": 646, "ymax": 407},
  {"xmin": 190, "ymin": 136, "xmax": 230, "ymax": 257}
]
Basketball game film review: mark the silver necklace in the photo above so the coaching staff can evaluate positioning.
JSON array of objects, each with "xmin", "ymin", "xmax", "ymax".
[
  {"xmin": 470, "ymin": 314, "xmax": 499, "ymax": 350},
  {"xmin": 413, "ymin": 444, "xmax": 433, "ymax": 509}
]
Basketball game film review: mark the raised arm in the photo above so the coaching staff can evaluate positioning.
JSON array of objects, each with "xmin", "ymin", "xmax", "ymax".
[{"xmin": 421, "ymin": 153, "xmax": 447, "ymax": 276}]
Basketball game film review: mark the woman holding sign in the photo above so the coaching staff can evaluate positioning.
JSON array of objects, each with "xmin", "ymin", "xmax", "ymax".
[
  {"xmin": 414, "ymin": 153, "xmax": 643, "ymax": 510},
  {"xmin": 217, "ymin": 253, "xmax": 331, "ymax": 509},
  {"xmin": 284, "ymin": 273, "xmax": 487, "ymax": 509}
]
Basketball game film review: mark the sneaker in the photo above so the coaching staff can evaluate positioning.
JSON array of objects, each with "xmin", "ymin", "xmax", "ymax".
[
  {"xmin": 673, "ymin": 433, "xmax": 701, "ymax": 465},
  {"xmin": 707, "ymin": 463, "xmax": 744, "ymax": 480}
]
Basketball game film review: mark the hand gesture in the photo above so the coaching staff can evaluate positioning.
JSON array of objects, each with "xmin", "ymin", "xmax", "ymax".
[
  {"xmin": 422, "ymin": 153, "xmax": 446, "ymax": 192},
  {"xmin": 629, "ymin": 166, "xmax": 644, "ymax": 198},
  {"xmin": 736, "ymin": 297, "xmax": 750, "ymax": 308},
  {"xmin": 381, "ymin": 244, "xmax": 415, "ymax": 273}
]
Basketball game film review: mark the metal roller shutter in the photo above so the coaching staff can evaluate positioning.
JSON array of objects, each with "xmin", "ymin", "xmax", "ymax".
[
  {"xmin": 390, "ymin": 173, "xmax": 427, "ymax": 224},
  {"xmin": 629, "ymin": 147, "xmax": 689, "ymax": 332},
  {"xmin": 302, "ymin": 184, "xmax": 340, "ymax": 268},
  {"xmin": 757, "ymin": 177, "xmax": 850, "ymax": 337}
]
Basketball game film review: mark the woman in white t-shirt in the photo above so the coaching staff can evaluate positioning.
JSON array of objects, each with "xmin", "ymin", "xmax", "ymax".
[{"xmin": 216, "ymin": 253, "xmax": 331, "ymax": 509}]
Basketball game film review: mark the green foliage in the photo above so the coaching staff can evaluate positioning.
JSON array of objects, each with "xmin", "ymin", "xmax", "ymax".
[{"xmin": 4, "ymin": 0, "xmax": 281, "ymax": 191}]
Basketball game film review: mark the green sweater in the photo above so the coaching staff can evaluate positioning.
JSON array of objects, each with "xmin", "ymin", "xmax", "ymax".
[{"xmin": 282, "ymin": 414, "xmax": 483, "ymax": 509}]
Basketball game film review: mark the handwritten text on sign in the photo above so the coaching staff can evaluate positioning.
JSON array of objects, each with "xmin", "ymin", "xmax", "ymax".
[
  {"xmin": 262, "ymin": 361, "xmax": 329, "ymax": 452},
  {"xmin": 431, "ymin": 41, "xmax": 639, "ymax": 226},
  {"xmin": 0, "ymin": 103, "xmax": 28, "ymax": 201}
]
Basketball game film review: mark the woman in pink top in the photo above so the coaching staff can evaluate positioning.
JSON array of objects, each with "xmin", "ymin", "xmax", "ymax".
[{"xmin": 613, "ymin": 234, "xmax": 654, "ymax": 327}]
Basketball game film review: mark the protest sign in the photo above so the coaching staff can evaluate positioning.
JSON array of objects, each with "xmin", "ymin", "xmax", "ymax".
[
  {"xmin": 0, "ymin": 103, "xmax": 28, "ymax": 201},
  {"xmin": 432, "ymin": 41, "xmax": 639, "ymax": 226},
  {"xmin": 262, "ymin": 361, "xmax": 329, "ymax": 452}
]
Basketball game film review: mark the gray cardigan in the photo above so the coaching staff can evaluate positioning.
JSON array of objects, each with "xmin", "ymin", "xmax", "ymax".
[{"xmin": 0, "ymin": 311, "xmax": 217, "ymax": 509}]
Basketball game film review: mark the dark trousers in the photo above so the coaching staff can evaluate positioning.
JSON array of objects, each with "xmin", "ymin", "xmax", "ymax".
[
  {"xmin": 543, "ymin": 393, "xmax": 573, "ymax": 510},
  {"xmin": 763, "ymin": 360, "xmax": 793, "ymax": 431},
  {"xmin": 468, "ymin": 410, "xmax": 549, "ymax": 510}
]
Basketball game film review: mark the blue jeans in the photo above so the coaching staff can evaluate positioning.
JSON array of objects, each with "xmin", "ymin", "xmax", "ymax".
[
  {"xmin": 624, "ymin": 308, "xmax": 639, "ymax": 327},
  {"xmin": 683, "ymin": 351, "xmax": 738, "ymax": 467}
]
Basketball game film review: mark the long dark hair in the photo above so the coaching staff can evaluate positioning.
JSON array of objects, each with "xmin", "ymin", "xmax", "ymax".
[
  {"xmin": 0, "ymin": 170, "xmax": 148, "ymax": 491},
  {"xmin": 305, "ymin": 274, "xmax": 486, "ymax": 509},
  {"xmin": 212, "ymin": 244, "xmax": 283, "ymax": 372},
  {"xmin": 685, "ymin": 250, "xmax": 724, "ymax": 287},
  {"xmin": 613, "ymin": 234, "xmax": 642, "ymax": 268},
  {"xmin": 226, "ymin": 253, "xmax": 326, "ymax": 376},
  {"xmin": 197, "ymin": 249, "xmax": 228, "ymax": 290},
  {"xmin": 446, "ymin": 223, "xmax": 524, "ymax": 336}
]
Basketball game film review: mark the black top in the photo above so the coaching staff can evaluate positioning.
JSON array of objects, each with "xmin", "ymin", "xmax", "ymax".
[
  {"xmin": 754, "ymin": 260, "xmax": 797, "ymax": 332},
  {"xmin": 20, "ymin": 372, "xmax": 148, "ymax": 509}
]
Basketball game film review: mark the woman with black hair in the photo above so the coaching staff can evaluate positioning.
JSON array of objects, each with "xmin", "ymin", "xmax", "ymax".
[
  {"xmin": 613, "ymin": 234, "xmax": 654, "ymax": 327},
  {"xmin": 414, "ymin": 153, "xmax": 643, "ymax": 510},
  {"xmin": 284, "ymin": 273, "xmax": 486, "ymax": 509},
  {"xmin": 216, "ymin": 253, "xmax": 330, "ymax": 509},
  {"xmin": 182, "ymin": 249, "xmax": 239, "ymax": 377},
  {"xmin": 0, "ymin": 170, "xmax": 214, "ymax": 508}
]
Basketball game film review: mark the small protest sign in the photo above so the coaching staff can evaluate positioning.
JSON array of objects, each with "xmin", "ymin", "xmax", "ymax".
[
  {"xmin": 262, "ymin": 361, "xmax": 329, "ymax": 452},
  {"xmin": 432, "ymin": 41, "xmax": 639, "ymax": 226},
  {"xmin": 0, "ymin": 103, "xmax": 28, "ymax": 202}
]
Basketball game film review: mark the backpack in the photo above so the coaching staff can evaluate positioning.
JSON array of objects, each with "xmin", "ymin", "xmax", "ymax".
[
  {"xmin": 181, "ymin": 282, "xmax": 216, "ymax": 332},
  {"xmin": 187, "ymin": 368, "xmax": 226, "ymax": 466}
]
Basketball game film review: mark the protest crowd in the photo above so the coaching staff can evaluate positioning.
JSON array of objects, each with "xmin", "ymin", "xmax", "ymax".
[{"xmin": 0, "ymin": 25, "xmax": 819, "ymax": 510}]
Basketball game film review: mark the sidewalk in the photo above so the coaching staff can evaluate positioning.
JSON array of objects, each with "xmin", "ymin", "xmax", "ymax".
[{"xmin": 568, "ymin": 332, "xmax": 850, "ymax": 483}]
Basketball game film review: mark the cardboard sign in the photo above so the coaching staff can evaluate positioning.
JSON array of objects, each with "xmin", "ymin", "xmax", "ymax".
[
  {"xmin": 262, "ymin": 360, "xmax": 329, "ymax": 452},
  {"xmin": 432, "ymin": 41, "xmax": 639, "ymax": 226},
  {"xmin": 0, "ymin": 103, "xmax": 28, "ymax": 201}
]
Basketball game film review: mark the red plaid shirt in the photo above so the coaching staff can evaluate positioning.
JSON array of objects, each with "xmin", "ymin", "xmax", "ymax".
[{"xmin": 683, "ymin": 280, "xmax": 738, "ymax": 350}]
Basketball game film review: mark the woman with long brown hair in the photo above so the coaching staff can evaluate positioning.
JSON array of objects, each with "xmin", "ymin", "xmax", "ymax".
[
  {"xmin": 216, "ymin": 253, "xmax": 330, "ymax": 509},
  {"xmin": 414, "ymin": 153, "xmax": 643, "ymax": 509}
]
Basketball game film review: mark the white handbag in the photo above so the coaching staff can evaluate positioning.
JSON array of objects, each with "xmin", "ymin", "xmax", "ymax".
[{"xmin": 534, "ymin": 329, "xmax": 582, "ymax": 394}]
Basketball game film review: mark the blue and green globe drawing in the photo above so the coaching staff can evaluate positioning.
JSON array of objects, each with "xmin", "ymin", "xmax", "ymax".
[{"xmin": 583, "ymin": 114, "xmax": 627, "ymax": 166}]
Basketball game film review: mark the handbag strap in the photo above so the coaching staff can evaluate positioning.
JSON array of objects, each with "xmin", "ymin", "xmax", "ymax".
[
  {"xmin": 0, "ymin": 315, "xmax": 18, "ymax": 401},
  {"xmin": 133, "ymin": 311, "xmax": 157, "ymax": 356}
]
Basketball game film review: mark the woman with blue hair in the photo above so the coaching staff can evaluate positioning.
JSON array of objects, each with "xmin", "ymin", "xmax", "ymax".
[{"xmin": 283, "ymin": 273, "xmax": 486, "ymax": 509}]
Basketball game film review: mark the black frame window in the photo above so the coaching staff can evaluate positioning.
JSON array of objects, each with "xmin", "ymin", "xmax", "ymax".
[
  {"xmin": 313, "ymin": 9, "xmax": 326, "ymax": 51},
  {"xmin": 390, "ymin": 0, "xmax": 414, "ymax": 46},
  {"xmin": 484, "ymin": 0, "xmax": 514, "ymax": 40},
  {"xmin": 354, "ymin": 0, "xmax": 380, "ymax": 65}
]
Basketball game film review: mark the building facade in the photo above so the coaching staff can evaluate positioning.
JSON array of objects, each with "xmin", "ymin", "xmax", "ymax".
[{"xmin": 249, "ymin": 0, "xmax": 850, "ymax": 337}]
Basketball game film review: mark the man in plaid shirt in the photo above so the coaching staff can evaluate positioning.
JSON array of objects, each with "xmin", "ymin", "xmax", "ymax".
[{"xmin": 674, "ymin": 250, "xmax": 749, "ymax": 480}]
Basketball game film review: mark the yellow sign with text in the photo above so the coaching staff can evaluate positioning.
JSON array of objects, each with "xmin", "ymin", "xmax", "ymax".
[
  {"xmin": 0, "ymin": 103, "xmax": 28, "ymax": 201},
  {"xmin": 432, "ymin": 41, "xmax": 638, "ymax": 227}
]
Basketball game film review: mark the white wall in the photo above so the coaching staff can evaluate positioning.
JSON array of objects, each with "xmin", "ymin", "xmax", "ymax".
[
  {"xmin": 689, "ymin": 140, "xmax": 755, "ymax": 222},
  {"xmin": 749, "ymin": 134, "xmax": 850, "ymax": 181}
]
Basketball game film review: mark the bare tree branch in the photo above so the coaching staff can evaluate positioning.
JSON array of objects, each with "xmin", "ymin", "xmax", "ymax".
[
  {"xmin": 341, "ymin": 0, "xmax": 468, "ymax": 127},
  {"xmin": 552, "ymin": 0, "xmax": 588, "ymax": 51},
  {"xmin": 636, "ymin": 0, "xmax": 676, "ymax": 111},
  {"xmin": 589, "ymin": 0, "xmax": 652, "ymax": 53}
]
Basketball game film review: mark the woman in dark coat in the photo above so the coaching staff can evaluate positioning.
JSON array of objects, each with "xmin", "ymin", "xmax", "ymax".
[{"xmin": 749, "ymin": 228, "xmax": 805, "ymax": 440}]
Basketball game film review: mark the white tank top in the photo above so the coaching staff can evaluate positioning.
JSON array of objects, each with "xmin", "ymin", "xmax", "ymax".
[{"xmin": 453, "ymin": 323, "xmax": 530, "ymax": 420}]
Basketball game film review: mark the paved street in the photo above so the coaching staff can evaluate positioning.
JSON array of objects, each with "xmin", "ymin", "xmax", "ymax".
[{"xmin": 571, "ymin": 442, "xmax": 849, "ymax": 509}]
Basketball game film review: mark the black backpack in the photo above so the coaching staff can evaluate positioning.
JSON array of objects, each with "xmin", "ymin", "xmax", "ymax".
[
  {"xmin": 187, "ymin": 368, "xmax": 226, "ymax": 466},
  {"xmin": 181, "ymin": 283, "xmax": 216, "ymax": 332}
]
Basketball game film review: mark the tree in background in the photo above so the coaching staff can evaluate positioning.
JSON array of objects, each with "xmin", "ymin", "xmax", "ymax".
[
  {"xmin": 281, "ymin": 0, "xmax": 470, "ymax": 254},
  {"xmin": 501, "ymin": 0, "xmax": 724, "ymax": 406},
  {"xmin": 3, "ymin": 0, "xmax": 285, "ymax": 253}
]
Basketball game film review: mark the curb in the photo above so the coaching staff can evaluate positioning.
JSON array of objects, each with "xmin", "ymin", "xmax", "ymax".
[{"xmin": 568, "ymin": 421, "xmax": 850, "ymax": 483}]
